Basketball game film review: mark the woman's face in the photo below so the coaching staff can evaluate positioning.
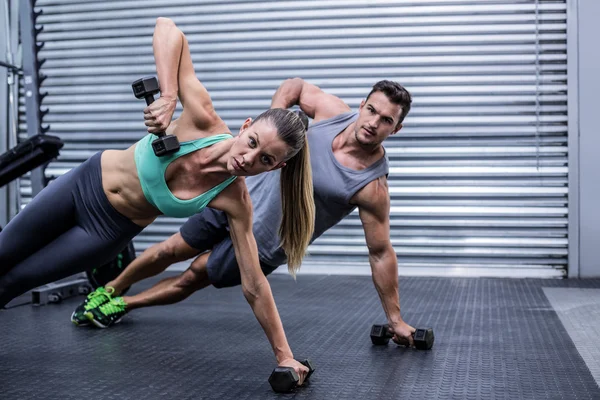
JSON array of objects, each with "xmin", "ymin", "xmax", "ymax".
[{"xmin": 227, "ymin": 118, "xmax": 290, "ymax": 176}]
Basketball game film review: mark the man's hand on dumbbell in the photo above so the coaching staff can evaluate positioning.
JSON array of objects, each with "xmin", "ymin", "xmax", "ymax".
[
  {"xmin": 371, "ymin": 323, "xmax": 435, "ymax": 350},
  {"xmin": 143, "ymin": 95, "xmax": 177, "ymax": 134},
  {"xmin": 388, "ymin": 320, "xmax": 416, "ymax": 347}
]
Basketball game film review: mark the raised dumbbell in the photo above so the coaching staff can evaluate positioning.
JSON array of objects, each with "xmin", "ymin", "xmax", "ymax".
[
  {"xmin": 131, "ymin": 76, "xmax": 180, "ymax": 157},
  {"xmin": 268, "ymin": 359, "xmax": 315, "ymax": 393},
  {"xmin": 370, "ymin": 324, "xmax": 434, "ymax": 350}
]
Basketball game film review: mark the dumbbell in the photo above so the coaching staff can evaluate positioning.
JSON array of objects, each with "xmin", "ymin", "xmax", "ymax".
[
  {"xmin": 268, "ymin": 359, "xmax": 315, "ymax": 393},
  {"xmin": 131, "ymin": 76, "xmax": 180, "ymax": 157},
  {"xmin": 370, "ymin": 324, "xmax": 434, "ymax": 350}
]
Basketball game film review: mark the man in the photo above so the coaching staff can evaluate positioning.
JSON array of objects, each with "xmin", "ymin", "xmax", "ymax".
[{"xmin": 74, "ymin": 78, "xmax": 416, "ymax": 346}]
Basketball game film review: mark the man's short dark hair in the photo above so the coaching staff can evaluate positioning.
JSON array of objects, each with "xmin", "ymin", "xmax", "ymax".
[{"xmin": 366, "ymin": 80, "xmax": 412, "ymax": 124}]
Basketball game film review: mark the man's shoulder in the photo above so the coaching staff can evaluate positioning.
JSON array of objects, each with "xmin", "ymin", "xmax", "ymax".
[
  {"xmin": 310, "ymin": 110, "xmax": 357, "ymax": 129},
  {"xmin": 351, "ymin": 175, "xmax": 390, "ymax": 209}
]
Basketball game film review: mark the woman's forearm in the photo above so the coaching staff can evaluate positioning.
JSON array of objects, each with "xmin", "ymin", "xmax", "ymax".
[
  {"xmin": 243, "ymin": 278, "xmax": 294, "ymax": 363},
  {"xmin": 227, "ymin": 203, "xmax": 295, "ymax": 364},
  {"xmin": 152, "ymin": 17, "xmax": 183, "ymax": 100}
]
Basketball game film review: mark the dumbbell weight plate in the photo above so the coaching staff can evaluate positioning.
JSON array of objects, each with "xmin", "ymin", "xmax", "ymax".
[
  {"xmin": 370, "ymin": 324, "xmax": 392, "ymax": 345},
  {"xmin": 414, "ymin": 328, "xmax": 435, "ymax": 350}
]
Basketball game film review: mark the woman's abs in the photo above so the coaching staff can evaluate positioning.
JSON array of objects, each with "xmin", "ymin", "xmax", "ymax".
[{"xmin": 101, "ymin": 149, "xmax": 159, "ymax": 226}]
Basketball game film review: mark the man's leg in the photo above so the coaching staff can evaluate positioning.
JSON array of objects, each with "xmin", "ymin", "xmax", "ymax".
[
  {"xmin": 122, "ymin": 251, "xmax": 212, "ymax": 310},
  {"xmin": 71, "ymin": 207, "xmax": 230, "ymax": 326},
  {"xmin": 121, "ymin": 234, "xmax": 280, "ymax": 310},
  {"xmin": 105, "ymin": 206, "xmax": 231, "ymax": 295},
  {"xmin": 106, "ymin": 233, "xmax": 201, "ymax": 296},
  {"xmin": 83, "ymin": 215, "xmax": 279, "ymax": 327}
]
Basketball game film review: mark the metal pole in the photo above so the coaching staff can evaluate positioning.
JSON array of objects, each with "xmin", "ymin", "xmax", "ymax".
[
  {"xmin": 8, "ymin": 0, "xmax": 20, "ymax": 218},
  {"xmin": 19, "ymin": 0, "xmax": 45, "ymax": 196},
  {"xmin": 0, "ymin": 0, "xmax": 10, "ymax": 227},
  {"xmin": 567, "ymin": 0, "xmax": 580, "ymax": 278}
]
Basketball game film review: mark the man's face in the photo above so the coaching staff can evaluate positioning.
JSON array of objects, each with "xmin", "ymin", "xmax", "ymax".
[{"xmin": 354, "ymin": 91, "xmax": 403, "ymax": 147}]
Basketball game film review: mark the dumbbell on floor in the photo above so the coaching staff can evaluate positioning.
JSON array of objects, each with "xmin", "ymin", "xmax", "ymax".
[
  {"xmin": 370, "ymin": 324, "xmax": 434, "ymax": 350},
  {"xmin": 268, "ymin": 359, "xmax": 315, "ymax": 393}
]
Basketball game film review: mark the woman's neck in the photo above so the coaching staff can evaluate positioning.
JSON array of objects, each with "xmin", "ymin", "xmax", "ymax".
[{"xmin": 192, "ymin": 137, "xmax": 234, "ymax": 177}]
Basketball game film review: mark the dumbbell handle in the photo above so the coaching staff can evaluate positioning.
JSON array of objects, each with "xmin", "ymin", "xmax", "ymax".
[
  {"xmin": 380, "ymin": 324, "xmax": 394, "ymax": 339},
  {"xmin": 143, "ymin": 94, "xmax": 166, "ymax": 138},
  {"xmin": 284, "ymin": 359, "xmax": 315, "ymax": 381},
  {"xmin": 300, "ymin": 359, "xmax": 315, "ymax": 381},
  {"xmin": 380, "ymin": 324, "xmax": 426, "ymax": 340},
  {"xmin": 372, "ymin": 324, "xmax": 435, "ymax": 350}
]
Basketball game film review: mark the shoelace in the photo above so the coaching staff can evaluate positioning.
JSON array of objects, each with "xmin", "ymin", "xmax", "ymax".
[
  {"xmin": 84, "ymin": 287, "xmax": 113, "ymax": 310},
  {"xmin": 99, "ymin": 298, "xmax": 126, "ymax": 316}
]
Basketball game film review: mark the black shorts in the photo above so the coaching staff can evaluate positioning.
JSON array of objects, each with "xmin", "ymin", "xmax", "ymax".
[{"xmin": 179, "ymin": 208, "xmax": 279, "ymax": 288}]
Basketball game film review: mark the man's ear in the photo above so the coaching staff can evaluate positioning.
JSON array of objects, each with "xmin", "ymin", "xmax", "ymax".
[
  {"xmin": 272, "ymin": 161, "xmax": 286, "ymax": 171},
  {"xmin": 239, "ymin": 118, "xmax": 253, "ymax": 134},
  {"xmin": 392, "ymin": 123, "xmax": 403, "ymax": 135},
  {"xmin": 358, "ymin": 99, "xmax": 366, "ymax": 111}
]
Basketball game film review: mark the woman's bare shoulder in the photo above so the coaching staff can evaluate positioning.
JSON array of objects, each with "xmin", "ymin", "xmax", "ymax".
[{"xmin": 207, "ymin": 177, "xmax": 251, "ymax": 217}]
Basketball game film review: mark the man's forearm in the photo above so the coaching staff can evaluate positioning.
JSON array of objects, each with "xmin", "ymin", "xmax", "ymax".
[
  {"xmin": 370, "ymin": 247, "xmax": 403, "ymax": 324},
  {"xmin": 244, "ymin": 279, "xmax": 294, "ymax": 363},
  {"xmin": 271, "ymin": 78, "xmax": 303, "ymax": 109},
  {"xmin": 153, "ymin": 18, "xmax": 183, "ymax": 99}
]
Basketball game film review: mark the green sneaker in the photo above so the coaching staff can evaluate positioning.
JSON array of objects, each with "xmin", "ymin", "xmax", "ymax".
[
  {"xmin": 70, "ymin": 287, "xmax": 114, "ymax": 326},
  {"xmin": 85, "ymin": 296, "xmax": 128, "ymax": 328}
]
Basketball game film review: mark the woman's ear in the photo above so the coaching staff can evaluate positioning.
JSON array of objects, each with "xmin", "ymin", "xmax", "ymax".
[
  {"xmin": 239, "ymin": 118, "xmax": 253, "ymax": 134},
  {"xmin": 273, "ymin": 161, "xmax": 287, "ymax": 170}
]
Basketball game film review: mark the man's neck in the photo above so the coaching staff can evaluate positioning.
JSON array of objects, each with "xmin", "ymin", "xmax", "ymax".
[
  {"xmin": 335, "ymin": 122, "xmax": 383, "ymax": 157},
  {"xmin": 331, "ymin": 122, "xmax": 385, "ymax": 170}
]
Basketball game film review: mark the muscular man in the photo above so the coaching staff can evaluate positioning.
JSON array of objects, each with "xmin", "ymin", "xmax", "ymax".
[{"xmin": 74, "ymin": 77, "xmax": 416, "ymax": 346}]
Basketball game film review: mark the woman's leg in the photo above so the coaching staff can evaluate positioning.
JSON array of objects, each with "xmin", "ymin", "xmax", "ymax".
[
  {"xmin": 0, "ymin": 168, "xmax": 79, "ymax": 278},
  {"xmin": 0, "ymin": 225, "xmax": 136, "ymax": 307},
  {"xmin": 0, "ymin": 152, "xmax": 142, "ymax": 307}
]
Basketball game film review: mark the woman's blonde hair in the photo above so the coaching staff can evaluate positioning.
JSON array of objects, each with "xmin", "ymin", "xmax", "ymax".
[{"xmin": 252, "ymin": 109, "xmax": 315, "ymax": 277}]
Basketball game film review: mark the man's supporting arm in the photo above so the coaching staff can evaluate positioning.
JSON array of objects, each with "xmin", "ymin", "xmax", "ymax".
[{"xmin": 354, "ymin": 176, "xmax": 416, "ymax": 346}]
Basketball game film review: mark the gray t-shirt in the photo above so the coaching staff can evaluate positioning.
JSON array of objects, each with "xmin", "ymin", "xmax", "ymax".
[{"xmin": 246, "ymin": 111, "xmax": 390, "ymax": 266}]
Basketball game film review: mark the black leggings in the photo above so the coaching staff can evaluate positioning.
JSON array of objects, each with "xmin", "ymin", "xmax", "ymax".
[{"xmin": 0, "ymin": 152, "xmax": 143, "ymax": 307}]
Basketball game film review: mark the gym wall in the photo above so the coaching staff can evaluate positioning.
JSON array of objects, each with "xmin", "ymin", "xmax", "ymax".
[{"xmin": 22, "ymin": 0, "xmax": 569, "ymax": 277}]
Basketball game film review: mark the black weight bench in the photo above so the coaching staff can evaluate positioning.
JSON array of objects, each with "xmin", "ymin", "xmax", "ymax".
[{"xmin": 0, "ymin": 134, "xmax": 64, "ymax": 188}]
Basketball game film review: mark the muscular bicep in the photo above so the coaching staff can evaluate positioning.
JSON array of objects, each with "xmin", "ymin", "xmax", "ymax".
[{"xmin": 356, "ymin": 178, "xmax": 393, "ymax": 255}]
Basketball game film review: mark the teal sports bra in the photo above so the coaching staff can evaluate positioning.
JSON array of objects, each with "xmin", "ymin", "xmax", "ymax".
[{"xmin": 134, "ymin": 133, "xmax": 237, "ymax": 218}]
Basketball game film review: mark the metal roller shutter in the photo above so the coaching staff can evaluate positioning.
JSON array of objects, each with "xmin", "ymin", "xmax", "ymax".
[{"xmin": 28, "ymin": 0, "xmax": 568, "ymax": 277}]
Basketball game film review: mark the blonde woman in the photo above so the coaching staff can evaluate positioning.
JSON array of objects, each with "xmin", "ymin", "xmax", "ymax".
[{"xmin": 0, "ymin": 18, "xmax": 314, "ymax": 381}]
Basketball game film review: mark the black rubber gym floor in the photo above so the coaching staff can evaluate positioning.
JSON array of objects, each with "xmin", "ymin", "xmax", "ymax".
[{"xmin": 2, "ymin": 274, "xmax": 600, "ymax": 399}]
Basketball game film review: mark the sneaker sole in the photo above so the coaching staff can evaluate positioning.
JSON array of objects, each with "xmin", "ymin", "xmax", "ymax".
[
  {"xmin": 85, "ymin": 312, "xmax": 123, "ymax": 329},
  {"xmin": 71, "ymin": 311, "xmax": 90, "ymax": 327}
]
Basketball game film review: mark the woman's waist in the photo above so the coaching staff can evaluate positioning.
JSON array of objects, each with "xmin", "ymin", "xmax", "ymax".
[
  {"xmin": 103, "ymin": 189, "xmax": 158, "ymax": 226},
  {"xmin": 100, "ymin": 149, "xmax": 159, "ymax": 226}
]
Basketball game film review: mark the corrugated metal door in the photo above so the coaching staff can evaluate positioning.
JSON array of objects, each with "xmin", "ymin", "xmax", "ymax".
[{"xmin": 29, "ymin": 0, "xmax": 568, "ymax": 277}]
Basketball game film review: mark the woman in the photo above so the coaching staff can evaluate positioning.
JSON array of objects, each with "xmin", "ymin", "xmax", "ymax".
[{"xmin": 0, "ymin": 18, "xmax": 314, "ymax": 381}]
